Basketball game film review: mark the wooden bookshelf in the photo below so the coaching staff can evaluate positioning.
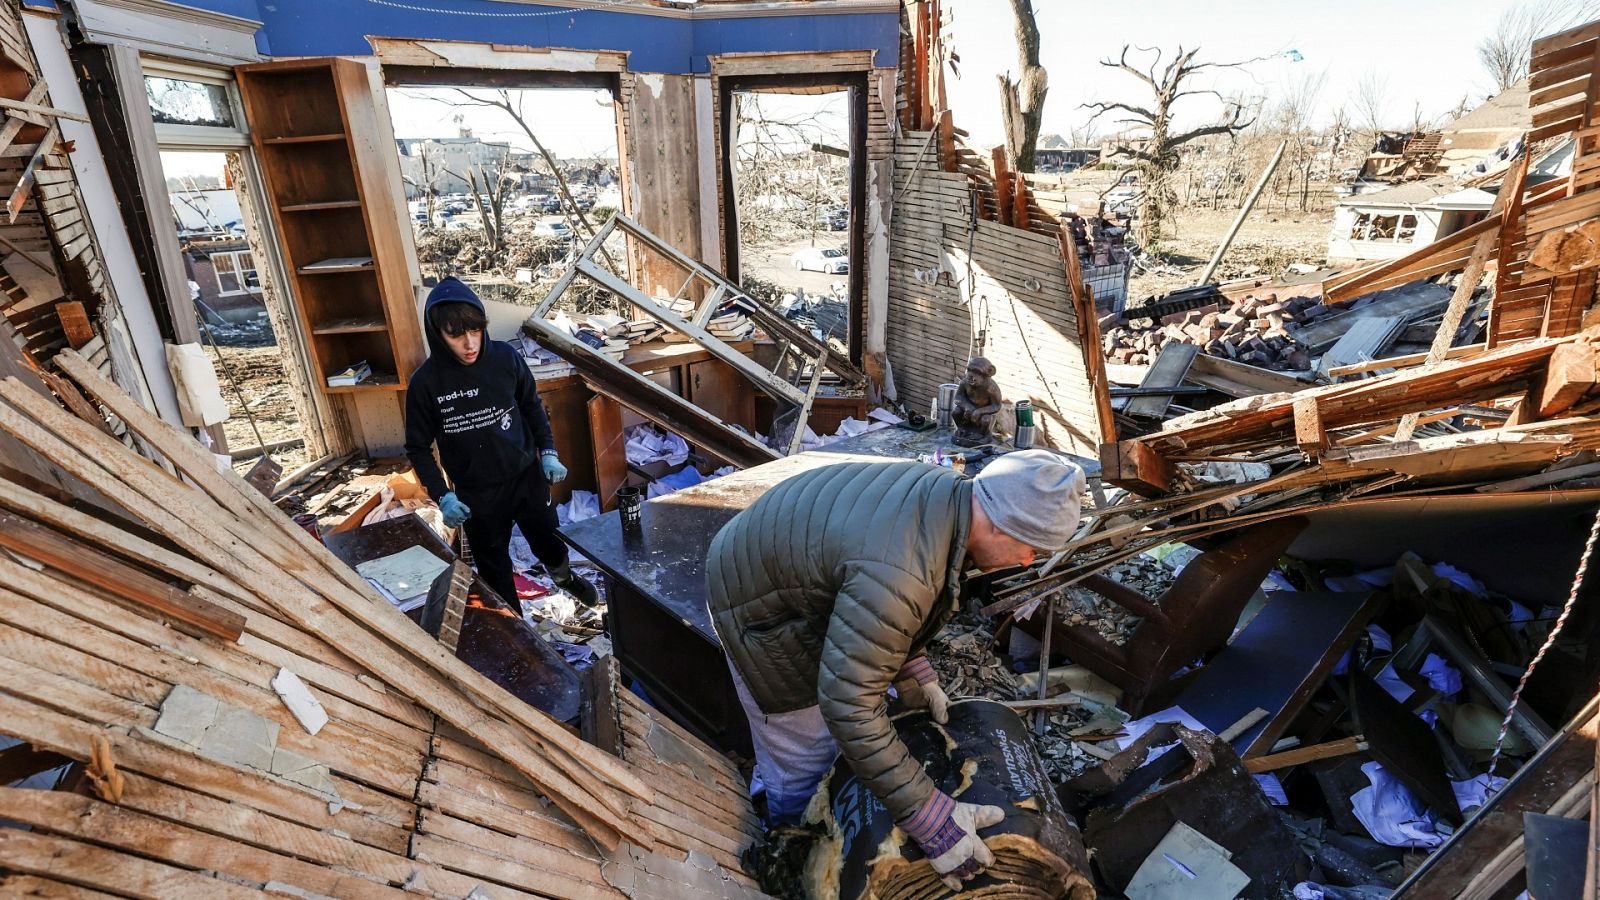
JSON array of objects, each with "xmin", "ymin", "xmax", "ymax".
[{"xmin": 236, "ymin": 58, "xmax": 422, "ymax": 401}]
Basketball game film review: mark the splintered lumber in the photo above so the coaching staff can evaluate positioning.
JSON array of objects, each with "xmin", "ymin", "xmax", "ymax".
[
  {"xmin": 1540, "ymin": 337, "xmax": 1600, "ymax": 416},
  {"xmin": 52, "ymin": 352, "xmax": 655, "ymax": 800},
  {"xmin": 0, "ymin": 366, "xmax": 650, "ymax": 851},
  {"xmin": 1127, "ymin": 334, "xmax": 1572, "ymax": 462},
  {"xmin": 0, "ymin": 362, "xmax": 771, "ymax": 894}
]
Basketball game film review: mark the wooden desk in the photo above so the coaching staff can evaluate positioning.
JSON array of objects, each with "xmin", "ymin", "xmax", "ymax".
[{"xmin": 559, "ymin": 425, "xmax": 967, "ymax": 752}]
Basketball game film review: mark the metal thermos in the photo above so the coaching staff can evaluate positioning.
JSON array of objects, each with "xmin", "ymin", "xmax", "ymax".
[
  {"xmin": 1015, "ymin": 399, "xmax": 1036, "ymax": 449},
  {"xmin": 936, "ymin": 383, "xmax": 959, "ymax": 428}
]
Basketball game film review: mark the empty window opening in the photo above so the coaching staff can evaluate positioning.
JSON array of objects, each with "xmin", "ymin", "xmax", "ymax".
[
  {"xmin": 385, "ymin": 84, "xmax": 627, "ymax": 315},
  {"xmin": 726, "ymin": 88, "xmax": 855, "ymax": 359},
  {"xmin": 162, "ymin": 150, "xmax": 308, "ymax": 471}
]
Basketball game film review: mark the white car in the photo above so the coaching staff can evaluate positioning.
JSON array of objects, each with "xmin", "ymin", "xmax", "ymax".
[
  {"xmin": 791, "ymin": 247, "xmax": 849, "ymax": 274},
  {"xmin": 1106, "ymin": 187, "xmax": 1142, "ymax": 215}
]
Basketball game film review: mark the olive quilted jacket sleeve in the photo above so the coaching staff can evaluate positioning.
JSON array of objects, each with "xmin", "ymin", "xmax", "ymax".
[{"xmin": 817, "ymin": 558, "xmax": 940, "ymax": 822}]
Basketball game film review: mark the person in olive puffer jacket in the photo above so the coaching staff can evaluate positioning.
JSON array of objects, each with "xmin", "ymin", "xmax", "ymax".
[{"xmin": 707, "ymin": 451, "xmax": 1086, "ymax": 892}]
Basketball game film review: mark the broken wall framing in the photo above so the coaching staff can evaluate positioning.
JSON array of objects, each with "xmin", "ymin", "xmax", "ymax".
[{"xmin": 886, "ymin": 133, "xmax": 1105, "ymax": 455}]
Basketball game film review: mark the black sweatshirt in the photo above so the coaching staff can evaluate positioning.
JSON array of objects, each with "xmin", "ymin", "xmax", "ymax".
[{"xmin": 403, "ymin": 280, "xmax": 555, "ymax": 501}]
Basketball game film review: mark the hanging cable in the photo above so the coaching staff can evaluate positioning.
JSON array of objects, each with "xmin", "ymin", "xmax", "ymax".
[
  {"xmin": 1488, "ymin": 505, "xmax": 1600, "ymax": 779},
  {"xmin": 366, "ymin": 0, "xmax": 627, "ymax": 17}
]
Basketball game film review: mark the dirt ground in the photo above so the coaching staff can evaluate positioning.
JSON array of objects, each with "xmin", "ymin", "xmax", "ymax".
[
  {"xmin": 1049, "ymin": 166, "xmax": 1337, "ymax": 304},
  {"xmin": 212, "ymin": 341, "xmax": 311, "ymax": 477},
  {"xmin": 1128, "ymin": 206, "xmax": 1336, "ymax": 302}
]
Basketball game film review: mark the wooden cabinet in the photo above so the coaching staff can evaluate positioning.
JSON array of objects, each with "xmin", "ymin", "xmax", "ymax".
[{"xmin": 235, "ymin": 59, "xmax": 422, "ymax": 399}]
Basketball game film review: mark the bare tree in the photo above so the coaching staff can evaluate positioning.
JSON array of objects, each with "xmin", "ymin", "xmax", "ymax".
[
  {"xmin": 1351, "ymin": 68, "xmax": 1390, "ymax": 141},
  {"xmin": 421, "ymin": 88, "xmax": 622, "ymax": 274},
  {"xmin": 1480, "ymin": 0, "xmax": 1600, "ymax": 91},
  {"xmin": 1273, "ymin": 70, "xmax": 1328, "ymax": 212},
  {"xmin": 452, "ymin": 150, "xmax": 514, "ymax": 254},
  {"xmin": 997, "ymin": 0, "xmax": 1048, "ymax": 172},
  {"xmin": 1320, "ymin": 106, "xmax": 1347, "ymax": 181},
  {"xmin": 402, "ymin": 142, "xmax": 444, "ymax": 227},
  {"xmin": 728, "ymin": 92, "xmax": 849, "ymax": 250},
  {"xmin": 1085, "ymin": 45, "xmax": 1262, "ymax": 246}
]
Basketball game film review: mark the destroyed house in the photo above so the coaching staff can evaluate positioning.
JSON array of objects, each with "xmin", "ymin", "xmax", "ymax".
[{"xmin": 7, "ymin": 0, "xmax": 1600, "ymax": 898}]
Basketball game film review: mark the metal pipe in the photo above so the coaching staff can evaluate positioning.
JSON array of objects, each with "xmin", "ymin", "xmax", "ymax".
[{"xmin": 1197, "ymin": 140, "xmax": 1287, "ymax": 286}]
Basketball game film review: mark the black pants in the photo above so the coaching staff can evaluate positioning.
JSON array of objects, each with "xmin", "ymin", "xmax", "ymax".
[{"xmin": 459, "ymin": 464, "xmax": 569, "ymax": 613}]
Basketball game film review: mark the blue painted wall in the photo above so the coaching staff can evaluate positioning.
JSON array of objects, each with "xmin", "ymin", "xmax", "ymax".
[{"xmin": 244, "ymin": 0, "xmax": 895, "ymax": 73}]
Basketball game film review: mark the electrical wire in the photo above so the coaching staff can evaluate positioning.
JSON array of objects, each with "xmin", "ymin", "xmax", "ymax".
[
  {"xmin": 1487, "ymin": 505, "xmax": 1600, "ymax": 779},
  {"xmin": 365, "ymin": 0, "xmax": 628, "ymax": 17}
]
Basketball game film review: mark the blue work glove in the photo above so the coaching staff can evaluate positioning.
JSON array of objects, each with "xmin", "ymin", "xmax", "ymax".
[
  {"xmin": 542, "ymin": 451, "xmax": 568, "ymax": 484},
  {"xmin": 439, "ymin": 492, "xmax": 471, "ymax": 528}
]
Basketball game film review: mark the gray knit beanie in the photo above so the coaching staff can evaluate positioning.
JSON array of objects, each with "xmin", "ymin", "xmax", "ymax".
[{"xmin": 972, "ymin": 450, "xmax": 1087, "ymax": 550}]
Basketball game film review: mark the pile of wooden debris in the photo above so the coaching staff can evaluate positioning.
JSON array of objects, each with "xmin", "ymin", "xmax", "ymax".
[{"xmin": 0, "ymin": 350, "xmax": 766, "ymax": 898}]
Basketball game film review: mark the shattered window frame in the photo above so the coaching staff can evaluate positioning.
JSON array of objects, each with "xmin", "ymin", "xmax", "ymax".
[
  {"xmin": 145, "ymin": 75, "xmax": 237, "ymax": 129},
  {"xmin": 1350, "ymin": 211, "xmax": 1419, "ymax": 244},
  {"xmin": 143, "ymin": 60, "xmax": 250, "ymax": 150}
]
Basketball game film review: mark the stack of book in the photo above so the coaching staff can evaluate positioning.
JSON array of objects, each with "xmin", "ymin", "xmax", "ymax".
[
  {"xmin": 524, "ymin": 346, "xmax": 574, "ymax": 380},
  {"xmin": 708, "ymin": 311, "xmax": 754, "ymax": 341},
  {"xmin": 326, "ymin": 360, "xmax": 371, "ymax": 387},
  {"xmin": 624, "ymin": 319, "xmax": 665, "ymax": 343}
]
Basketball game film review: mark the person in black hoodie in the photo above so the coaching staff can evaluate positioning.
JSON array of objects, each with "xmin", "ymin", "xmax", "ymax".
[{"xmin": 404, "ymin": 277, "xmax": 598, "ymax": 614}]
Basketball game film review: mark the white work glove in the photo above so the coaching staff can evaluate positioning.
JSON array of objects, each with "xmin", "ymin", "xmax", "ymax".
[
  {"xmin": 898, "ymin": 789, "xmax": 1005, "ymax": 891},
  {"xmin": 896, "ymin": 655, "xmax": 950, "ymax": 724}
]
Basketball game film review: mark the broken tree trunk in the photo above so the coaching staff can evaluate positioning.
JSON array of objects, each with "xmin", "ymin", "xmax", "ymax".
[{"xmin": 997, "ymin": 0, "xmax": 1047, "ymax": 172}]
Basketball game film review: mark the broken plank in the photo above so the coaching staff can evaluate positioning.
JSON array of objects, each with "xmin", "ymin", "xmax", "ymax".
[
  {"xmin": 1243, "ymin": 736, "xmax": 1368, "ymax": 773},
  {"xmin": 0, "ymin": 511, "xmax": 245, "ymax": 641}
]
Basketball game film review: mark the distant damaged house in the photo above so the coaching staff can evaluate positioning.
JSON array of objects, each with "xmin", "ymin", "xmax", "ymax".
[{"xmin": 1330, "ymin": 82, "xmax": 1548, "ymax": 263}]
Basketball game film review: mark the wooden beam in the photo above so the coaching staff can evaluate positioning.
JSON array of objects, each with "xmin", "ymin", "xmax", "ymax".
[
  {"xmin": 1293, "ymin": 395, "xmax": 1328, "ymax": 456},
  {"xmin": 1101, "ymin": 438, "xmax": 1177, "ymax": 497},
  {"xmin": 0, "ymin": 82, "xmax": 45, "ymax": 158},
  {"xmin": 1243, "ymin": 736, "xmax": 1367, "ymax": 773},
  {"xmin": 0, "ymin": 96, "xmax": 88, "ymax": 124},
  {"xmin": 7, "ymin": 128, "xmax": 55, "ymax": 224}
]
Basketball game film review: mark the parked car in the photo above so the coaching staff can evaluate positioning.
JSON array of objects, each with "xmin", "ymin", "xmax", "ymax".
[
  {"xmin": 791, "ymin": 247, "xmax": 849, "ymax": 274},
  {"xmin": 1106, "ymin": 187, "xmax": 1142, "ymax": 216},
  {"xmin": 534, "ymin": 221, "xmax": 573, "ymax": 240}
]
